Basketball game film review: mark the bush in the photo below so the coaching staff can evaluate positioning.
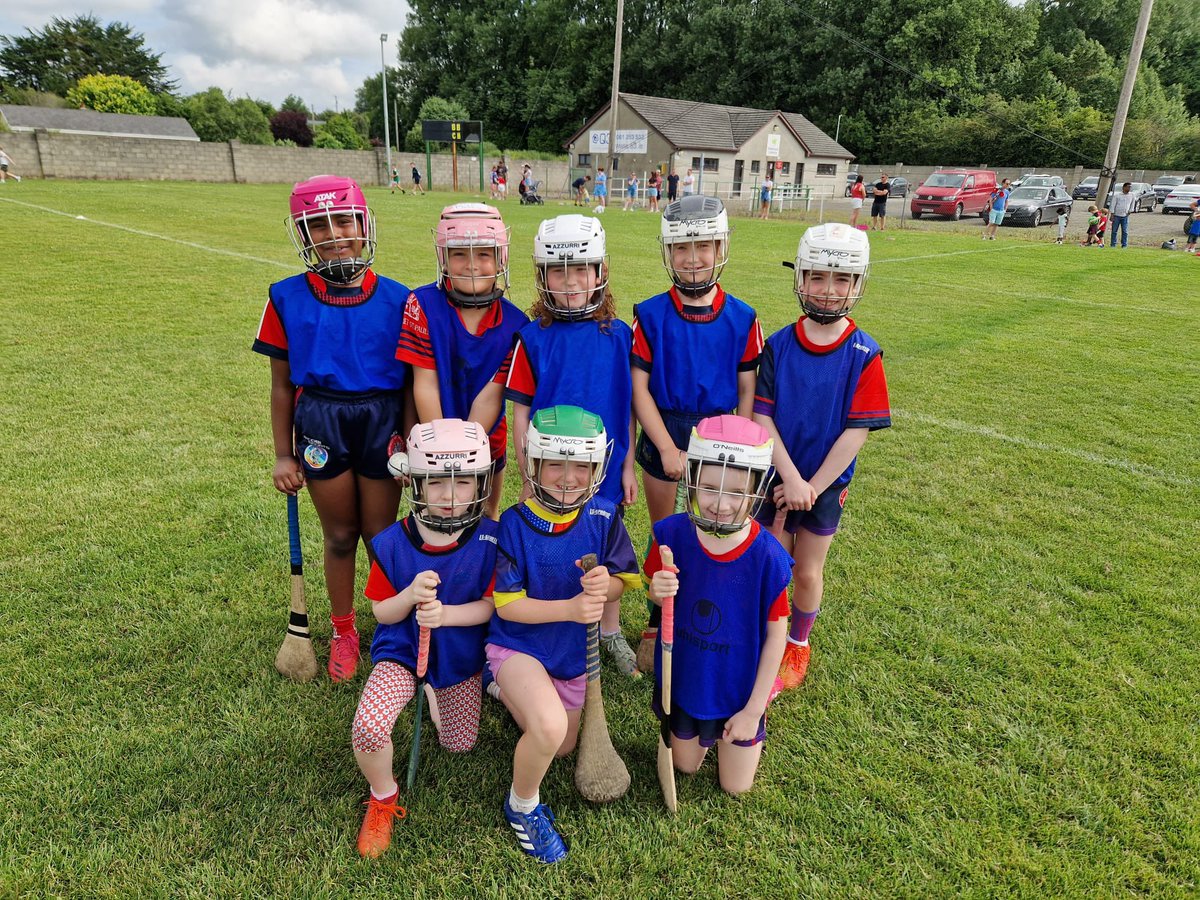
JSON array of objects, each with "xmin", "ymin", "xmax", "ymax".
[{"xmin": 65, "ymin": 74, "xmax": 156, "ymax": 115}]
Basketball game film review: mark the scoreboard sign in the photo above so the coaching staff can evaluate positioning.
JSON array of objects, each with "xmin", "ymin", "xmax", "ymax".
[{"xmin": 421, "ymin": 120, "xmax": 483, "ymax": 143}]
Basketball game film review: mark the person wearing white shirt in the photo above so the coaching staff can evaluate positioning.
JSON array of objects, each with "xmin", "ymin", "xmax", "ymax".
[{"xmin": 1109, "ymin": 183, "xmax": 1136, "ymax": 248}]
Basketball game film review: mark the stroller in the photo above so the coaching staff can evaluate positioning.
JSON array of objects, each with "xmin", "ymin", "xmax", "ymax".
[{"xmin": 520, "ymin": 179, "xmax": 545, "ymax": 205}]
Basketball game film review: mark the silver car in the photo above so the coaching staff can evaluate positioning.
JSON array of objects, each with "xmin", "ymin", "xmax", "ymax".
[
  {"xmin": 1105, "ymin": 182, "xmax": 1157, "ymax": 212},
  {"xmin": 1161, "ymin": 185, "xmax": 1200, "ymax": 214}
]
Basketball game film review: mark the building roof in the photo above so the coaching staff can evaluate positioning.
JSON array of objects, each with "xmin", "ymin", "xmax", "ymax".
[
  {"xmin": 567, "ymin": 92, "xmax": 852, "ymax": 159},
  {"xmin": 0, "ymin": 105, "xmax": 199, "ymax": 141}
]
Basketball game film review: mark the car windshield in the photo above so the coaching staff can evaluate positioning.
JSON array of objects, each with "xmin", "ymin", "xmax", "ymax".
[
  {"xmin": 1080, "ymin": 177, "xmax": 1098, "ymax": 186},
  {"xmin": 1155, "ymin": 177, "xmax": 1183, "ymax": 186},
  {"xmin": 1023, "ymin": 177, "xmax": 1053, "ymax": 186},
  {"xmin": 1010, "ymin": 187, "xmax": 1046, "ymax": 200},
  {"xmin": 924, "ymin": 174, "xmax": 965, "ymax": 188}
]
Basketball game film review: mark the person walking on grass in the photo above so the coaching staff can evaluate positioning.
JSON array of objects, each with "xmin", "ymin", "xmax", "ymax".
[
  {"xmin": 0, "ymin": 146, "xmax": 15, "ymax": 183},
  {"xmin": 1055, "ymin": 206, "xmax": 1069, "ymax": 244},
  {"xmin": 983, "ymin": 179, "xmax": 1011, "ymax": 240}
]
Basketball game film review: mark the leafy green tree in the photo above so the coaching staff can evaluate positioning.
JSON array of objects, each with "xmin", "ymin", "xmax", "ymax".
[
  {"xmin": 0, "ymin": 15, "xmax": 175, "ymax": 95},
  {"xmin": 355, "ymin": 69, "xmax": 402, "ymax": 144},
  {"xmin": 182, "ymin": 88, "xmax": 272, "ymax": 143},
  {"xmin": 404, "ymin": 96, "xmax": 470, "ymax": 152},
  {"xmin": 313, "ymin": 112, "xmax": 369, "ymax": 150},
  {"xmin": 66, "ymin": 73, "xmax": 156, "ymax": 115},
  {"xmin": 230, "ymin": 97, "xmax": 272, "ymax": 144},
  {"xmin": 280, "ymin": 95, "xmax": 309, "ymax": 115}
]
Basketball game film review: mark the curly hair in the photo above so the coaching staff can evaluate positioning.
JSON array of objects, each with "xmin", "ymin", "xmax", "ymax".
[{"xmin": 528, "ymin": 265, "xmax": 618, "ymax": 330}]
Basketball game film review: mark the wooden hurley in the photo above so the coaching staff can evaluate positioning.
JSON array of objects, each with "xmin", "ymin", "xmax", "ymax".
[
  {"xmin": 657, "ymin": 546, "xmax": 679, "ymax": 813},
  {"xmin": 574, "ymin": 553, "xmax": 631, "ymax": 803},
  {"xmin": 274, "ymin": 493, "xmax": 319, "ymax": 682}
]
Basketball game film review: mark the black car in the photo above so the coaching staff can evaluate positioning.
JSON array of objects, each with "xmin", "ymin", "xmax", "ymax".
[
  {"xmin": 1001, "ymin": 186, "xmax": 1073, "ymax": 227},
  {"xmin": 1072, "ymin": 176, "xmax": 1099, "ymax": 200},
  {"xmin": 844, "ymin": 174, "xmax": 908, "ymax": 198},
  {"xmin": 1152, "ymin": 176, "xmax": 1186, "ymax": 201}
]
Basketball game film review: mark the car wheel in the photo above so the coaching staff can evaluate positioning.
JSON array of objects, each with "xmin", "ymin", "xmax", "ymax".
[
  {"xmin": 911, "ymin": 210, "xmax": 922, "ymax": 220},
  {"xmin": 951, "ymin": 203, "xmax": 963, "ymax": 221},
  {"xmin": 1030, "ymin": 209, "xmax": 1042, "ymax": 227}
]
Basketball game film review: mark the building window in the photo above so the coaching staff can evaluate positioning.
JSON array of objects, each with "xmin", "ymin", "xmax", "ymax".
[
  {"xmin": 750, "ymin": 161, "xmax": 760, "ymax": 174},
  {"xmin": 817, "ymin": 163, "xmax": 836, "ymax": 176},
  {"xmin": 611, "ymin": 156, "xmax": 619, "ymax": 172},
  {"xmin": 781, "ymin": 162, "xmax": 791, "ymax": 175},
  {"xmin": 703, "ymin": 158, "xmax": 719, "ymax": 173},
  {"xmin": 577, "ymin": 153, "xmax": 591, "ymax": 167}
]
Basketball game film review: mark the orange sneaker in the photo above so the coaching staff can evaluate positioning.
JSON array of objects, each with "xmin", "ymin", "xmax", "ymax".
[
  {"xmin": 778, "ymin": 641, "xmax": 811, "ymax": 690},
  {"xmin": 328, "ymin": 630, "xmax": 361, "ymax": 683},
  {"xmin": 357, "ymin": 793, "xmax": 405, "ymax": 858}
]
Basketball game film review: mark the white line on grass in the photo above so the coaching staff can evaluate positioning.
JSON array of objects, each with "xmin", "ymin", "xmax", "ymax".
[
  {"xmin": 1, "ymin": 197, "xmax": 293, "ymax": 270},
  {"xmin": 874, "ymin": 245, "xmax": 1021, "ymax": 265},
  {"xmin": 897, "ymin": 408, "xmax": 1199, "ymax": 488}
]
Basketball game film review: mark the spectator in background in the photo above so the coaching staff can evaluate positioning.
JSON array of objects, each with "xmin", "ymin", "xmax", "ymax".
[
  {"xmin": 572, "ymin": 174, "xmax": 591, "ymax": 206},
  {"xmin": 667, "ymin": 169, "xmax": 680, "ymax": 202},
  {"xmin": 682, "ymin": 168, "xmax": 696, "ymax": 196},
  {"xmin": 759, "ymin": 172, "xmax": 775, "ymax": 219},
  {"xmin": 983, "ymin": 178, "xmax": 1011, "ymax": 240},
  {"xmin": 849, "ymin": 174, "xmax": 866, "ymax": 228},
  {"xmin": 1109, "ymin": 183, "xmax": 1135, "ymax": 248},
  {"xmin": 870, "ymin": 173, "xmax": 892, "ymax": 231}
]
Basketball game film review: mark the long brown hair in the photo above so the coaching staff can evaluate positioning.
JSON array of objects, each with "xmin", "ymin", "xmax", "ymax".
[{"xmin": 528, "ymin": 264, "xmax": 618, "ymax": 331}]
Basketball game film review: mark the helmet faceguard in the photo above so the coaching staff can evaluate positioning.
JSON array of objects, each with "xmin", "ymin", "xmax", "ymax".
[
  {"xmin": 287, "ymin": 175, "xmax": 376, "ymax": 285},
  {"xmin": 685, "ymin": 416, "xmax": 774, "ymax": 536},
  {"xmin": 388, "ymin": 419, "xmax": 492, "ymax": 533},
  {"xmin": 792, "ymin": 223, "xmax": 870, "ymax": 324},
  {"xmin": 524, "ymin": 405, "xmax": 611, "ymax": 513},
  {"xmin": 533, "ymin": 215, "xmax": 608, "ymax": 321},
  {"xmin": 659, "ymin": 195, "xmax": 730, "ymax": 297},
  {"xmin": 435, "ymin": 203, "xmax": 510, "ymax": 308}
]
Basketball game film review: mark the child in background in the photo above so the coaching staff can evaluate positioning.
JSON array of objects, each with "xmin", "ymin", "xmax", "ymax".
[
  {"xmin": 471, "ymin": 214, "xmax": 640, "ymax": 676},
  {"xmin": 624, "ymin": 173, "xmax": 640, "ymax": 211},
  {"xmin": 488, "ymin": 407, "xmax": 640, "ymax": 862},
  {"xmin": 753, "ymin": 223, "xmax": 891, "ymax": 691},
  {"xmin": 1055, "ymin": 206, "xmax": 1069, "ymax": 244},
  {"xmin": 593, "ymin": 166, "xmax": 608, "ymax": 211},
  {"xmin": 1081, "ymin": 206, "xmax": 1100, "ymax": 246},
  {"xmin": 645, "ymin": 416, "xmax": 793, "ymax": 795},
  {"xmin": 1096, "ymin": 207, "xmax": 1110, "ymax": 246},
  {"xmin": 352, "ymin": 420, "xmax": 497, "ymax": 858},
  {"xmin": 396, "ymin": 204, "xmax": 529, "ymax": 519},
  {"xmin": 254, "ymin": 175, "xmax": 409, "ymax": 683},
  {"xmin": 631, "ymin": 196, "xmax": 763, "ymax": 673}
]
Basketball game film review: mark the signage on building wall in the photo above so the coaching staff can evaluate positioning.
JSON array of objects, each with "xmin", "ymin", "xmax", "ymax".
[
  {"xmin": 589, "ymin": 129, "xmax": 648, "ymax": 154},
  {"xmin": 766, "ymin": 133, "xmax": 781, "ymax": 158}
]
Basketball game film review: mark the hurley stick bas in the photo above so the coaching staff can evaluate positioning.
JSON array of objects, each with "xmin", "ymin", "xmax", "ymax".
[
  {"xmin": 275, "ymin": 492, "xmax": 320, "ymax": 682},
  {"xmin": 657, "ymin": 546, "xmax": 679, "ymax": 813},
  {"xmin": 406, "ymin": 623, "xmax": 431, "ymax": 790},
  {"xmin": 574, "ymin": 552, "xmax": 631, "ymax": 803}
]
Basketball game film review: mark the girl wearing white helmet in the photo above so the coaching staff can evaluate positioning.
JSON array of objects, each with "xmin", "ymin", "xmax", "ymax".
[
  {"xmin": 397, "ymin": 203, "xmax": 529, "ymax": 520},
  {"xmin": 631, "ymin": 195, "xmax": 765, "ymax": 673},
  {"xmin": 472, "ymin": 214, "xmax": 641, "ymax": 677},
  {"xmin": 254, "ymin": 174, "xmax": 411, "ymax": 683},
  {"xmin": 351, "ymin": 419, "xmax": 498, "ymax": 858},
  {"xmin": 752, "ymin": 223, "xmax": 892, "ymax": 691},
  {"xmin": 644, "ymin": 416, "xmax": 794, "ymax": 795}
]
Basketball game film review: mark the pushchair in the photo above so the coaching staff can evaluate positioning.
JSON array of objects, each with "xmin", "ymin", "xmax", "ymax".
[{"xmin": 520, "ymin": 180, "xmax": 545, "ymax": 205}]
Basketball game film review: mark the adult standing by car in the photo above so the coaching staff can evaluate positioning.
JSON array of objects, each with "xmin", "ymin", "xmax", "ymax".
[
  {"xmin": 870, "ymin": 173, "xmax": 891, "ymax": 231},
  {"xmin": 682, "ymin": 168, "xmax": 696, "ymax": 196},
  {"xmin": 849, "ymin": 174, "xmax": 866, "ymax": 228},
  {"xmin": 1109, "ymin": 182, "xmax": 1136, "ymax": 248},
  {"xmin": 983, "ymin": 179, "xmax": 1011, "ymax": 240}
]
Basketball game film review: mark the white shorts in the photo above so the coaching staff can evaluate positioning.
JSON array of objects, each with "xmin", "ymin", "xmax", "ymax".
[{"xmin": 851, "ymin": 198, "xmax": 863, "ymax": 209}]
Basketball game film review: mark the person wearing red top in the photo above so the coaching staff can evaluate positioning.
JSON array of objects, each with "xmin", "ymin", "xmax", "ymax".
[{"xmin": 849, "ymin": 174, "xmax": 867, "ymax": 228}]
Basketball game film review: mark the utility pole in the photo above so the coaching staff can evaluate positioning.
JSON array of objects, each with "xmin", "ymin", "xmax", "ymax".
[
  {"xmin": 1097, "ymin": 0, "xmax": 1154, "ymax": 204},
  {"xmin": 605, "ymin": 0, "xmax": 625, "ymax": 179}
]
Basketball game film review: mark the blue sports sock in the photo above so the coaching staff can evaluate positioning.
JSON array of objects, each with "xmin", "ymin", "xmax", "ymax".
[{"xmin": 789, "ymin": 608, "xmax": 819, "ymax": 645}]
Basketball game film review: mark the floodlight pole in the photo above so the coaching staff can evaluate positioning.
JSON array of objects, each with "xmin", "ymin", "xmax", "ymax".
[
  {"xmin": 605, "ymin": 0, "xmax": 625, "ymax": 177},
  {"xmin": 1097, "ymin": 0, "xmax": 1154, "ymax": 204},
  {"xmin": 380, "ymin": 34, "xmax": 392, "ymax": 185}
]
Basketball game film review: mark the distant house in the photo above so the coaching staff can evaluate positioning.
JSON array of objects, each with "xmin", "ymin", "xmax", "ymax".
[
  {"xmin": 0, "ymin": 105, "xmax": 199, "ymax": 142},
  {"xmin": 565, "ymin": 92, "xmax": 852, "ymax": 197}
]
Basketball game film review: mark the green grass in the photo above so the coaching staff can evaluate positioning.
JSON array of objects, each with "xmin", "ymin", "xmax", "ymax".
[{"xmin": 1, "ymin": 182, "xmax": 1198, "ymax": 898}]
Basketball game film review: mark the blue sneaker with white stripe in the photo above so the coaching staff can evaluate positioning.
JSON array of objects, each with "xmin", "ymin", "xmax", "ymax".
[{"xmin": 503, "ymin": 798, "xmax": 568, "ymax": 863}]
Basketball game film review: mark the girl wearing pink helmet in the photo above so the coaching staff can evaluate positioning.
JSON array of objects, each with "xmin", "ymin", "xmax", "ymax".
[
  {"xmin": 395, "ymin": 203, "xmax": 529, "ymax": 520},
  {"xmin": 254, "ymin": 174, "xmax": 411, "ymax": 683}
]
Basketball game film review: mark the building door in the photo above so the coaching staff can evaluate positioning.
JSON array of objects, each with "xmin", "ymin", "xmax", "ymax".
[
  {"xmin": 794, "ymin": 163, "xmax": 805, "ymax": 185},
  {"xmin": 733, "ymin": 160, "xmax": 744, "ymax": 197}
]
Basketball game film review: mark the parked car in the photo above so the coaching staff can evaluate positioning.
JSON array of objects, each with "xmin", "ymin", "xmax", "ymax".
[
  {"xmin": 844, "ymin": 171, "xmax": 862, "ymax": 197},
  {"xmin": 845, "ymin": 173, "xmax": 907, "ymax": 198},
  {"xmin": 1104, "ymin": 182, "xmax": 1156, "ymax": 212},
  {"xmin": 1072, "ymin": 176, "xmax": 1099, "ymax": 200},
  {"xmin": 910, "ymin": 169, "xmax": 997, "ymax": 220},
  {"xmin": 1161, "ymin": 185, "xmax": 1200, "ymax": 214},
  {"xmin": 1001, "ymin": 186, "xmax": 1073, "ymax": 227},
  {"xmin": 1151, "ymin": 175, "xmax": 1185, "ymax": 201},
  {"xmin": 1019, "ymin": 174, "xmax": 1065, "ymax": 189}
]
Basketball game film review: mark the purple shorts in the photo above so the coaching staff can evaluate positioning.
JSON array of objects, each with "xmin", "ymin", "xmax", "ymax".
[
  {"xmin": 485, "ymin": 643, "xmax": 586, "ymax": 711},
  {"xmin": 755, "ymin": 480, "xmax": 849, "ymax": 536}
]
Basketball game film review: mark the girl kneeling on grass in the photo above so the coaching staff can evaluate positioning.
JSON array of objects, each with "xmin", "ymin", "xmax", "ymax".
[
  {"xmin": 254, "ymin": 175, "xmax": 409, "ymax": 683},
  {"xmin": 644, "ymin": 416, "xmax": 793, "ymax": 794},
  {"xmin": 352, "ymin": 420, "xmax": 498, "ymax": 858}
]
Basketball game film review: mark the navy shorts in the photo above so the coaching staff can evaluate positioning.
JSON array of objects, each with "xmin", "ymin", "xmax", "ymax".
[
  {"xmin": 755, "ymin": 479, "xmax": 849, "ymax": 536},
  {"xmin": 635, "ymin": 409, "xmax": 712, "ymax": 482},
  {"xmin": 293, "ymin": 387, "xmax": 403, "ymax": 480},
  {"xmin": 652, "ymin": 685, "xmax": 765, "ymax": 748},
  {"xmin": 871, "ymin": 199, "xmax": 887, "ymax": 218}
]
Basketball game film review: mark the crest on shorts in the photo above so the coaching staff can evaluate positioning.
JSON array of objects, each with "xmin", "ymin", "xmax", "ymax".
[{"xmin": 303, "ymin": 438, "xmax": 329, "ymax": 470}]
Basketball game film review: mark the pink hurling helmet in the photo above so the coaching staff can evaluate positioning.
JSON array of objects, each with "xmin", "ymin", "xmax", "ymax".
[
  {"xmin": 287, "ymin": 175, "xmax": 376, "ymax": 285},
  {"xmin": 685, "ymin": 415, "xmax": 774, "ymax": 536},
  {"xmin": 434, "ymin": 203, "xmax": 510, "ymax": 308},
  {"xmin": 387, "ymin": 419, "xmax": 492, "ymax": 533}
]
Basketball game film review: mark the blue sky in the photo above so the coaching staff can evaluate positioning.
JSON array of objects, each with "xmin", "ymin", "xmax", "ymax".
[{"xmin": 0, "ymin": 0, "xmax": 410, "ymax": 112}]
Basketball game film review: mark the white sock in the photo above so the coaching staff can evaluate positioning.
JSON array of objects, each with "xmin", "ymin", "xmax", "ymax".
[
  {"xmin": 786, "ymin": 636, "xmax": 810, "ymax": 648},
  {"xmin": 508, "ymin": 786, "xmax": 539, "ymax": 814},
  {"xmin": 371, "ymin": 782, "xmax": 399, "ymax": 801}
]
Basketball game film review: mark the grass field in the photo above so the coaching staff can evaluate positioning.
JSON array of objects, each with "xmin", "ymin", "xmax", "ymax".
[{"xmin": 2, "ymin": 181, "xmax": 1198, "ymax": 898}]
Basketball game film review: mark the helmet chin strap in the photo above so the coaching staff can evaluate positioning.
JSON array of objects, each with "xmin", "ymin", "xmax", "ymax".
[
  {"xmin": 314, "ymin": 257, "xmax": 368, "ymax": 285},
  {"xmin": 674, "ymin": 281, "xmax": 715, "ymax": 298},
  {"xmin": 444, "ymin": 276, "xmax": 503, "ymax": 308}
]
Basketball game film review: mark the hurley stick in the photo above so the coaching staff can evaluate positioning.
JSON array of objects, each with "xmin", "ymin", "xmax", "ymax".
[
  {"xmin": 406, "ymin": 623, "xmax": 431, "ymax": 790},
  {"xmin": 657, "ymin": 546, "xmax": 678, "ymax": 813},
  {"xmin": 275, "ymin": 492, "xmax": 319, "ymax": 682},
  {"xmin": 574, "ymin": 553, "xmax": 631, "ymax": 803}
]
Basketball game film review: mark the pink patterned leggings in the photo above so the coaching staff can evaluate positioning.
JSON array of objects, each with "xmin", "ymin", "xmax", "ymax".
[{"xmin": 351, "ymin": 661, "xmax": 481, "ymax": 754}]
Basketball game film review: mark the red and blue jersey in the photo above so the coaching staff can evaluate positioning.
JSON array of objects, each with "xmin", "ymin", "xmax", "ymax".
[
  {"xmin": 631, "ymin": 286, "xmax": 763, "ymax": 414},
  {"xmin": 395, "ymin": 283, "xmax": 528, "ymax": 457},
  {"xmin": 643, "ymin": 514, "xmax": 792, "ymax": 720},
  {"xmin": 754, "ymin": 318, "xmax": 891, "ymax": 486},
  {"xmin": 253, "ymin": 271, "xmax": 409, "ymax": 392},
  {"xmin": 489, "ymin": 498, "xmax": 640, "ymax": 680},
  {"xmin": 502, "ymin": 318, "xmax": 634, "ymax": 505},
  {"xmin": 364, "ymin": 516, "xmax": 498, "ymax": 689}
]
